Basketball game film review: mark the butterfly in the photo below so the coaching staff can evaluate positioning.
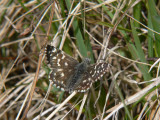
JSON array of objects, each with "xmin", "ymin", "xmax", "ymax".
[{"xmin": 45, "ymin": 45, "xmax": 108, "ymax": 92}]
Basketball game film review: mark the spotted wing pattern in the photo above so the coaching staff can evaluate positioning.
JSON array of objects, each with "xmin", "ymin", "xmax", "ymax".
[
  {"xmin": 45, "ymin": 45, "xmax": 108, "ymax": 92},
  {"xmin": 45, "ymin": 45, "xmax": 79, "ymax": 90},
  {"xmin": 75, "ymin": 62, "xmax": 108, "ymax": 92}
]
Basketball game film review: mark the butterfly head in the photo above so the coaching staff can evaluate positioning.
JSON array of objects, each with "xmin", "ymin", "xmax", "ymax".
[{"xmin": 82, "ymin": 58, "xmax": 91, "ymax": 67}]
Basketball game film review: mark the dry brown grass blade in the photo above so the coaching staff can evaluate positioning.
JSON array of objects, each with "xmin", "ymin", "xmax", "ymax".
[
  {"xmin": 20, "ymin": 2, "xmax": 55, "ymax": 119},
  {"xmin": 105, "ymin": 77, "xmax": 160, "ymax": 120},
  {"xmin": 76, "ymin": 92, "xmax": 88, "ymax": 120},
  {"xmin": 46, "ymin": 91, "xmax": 77, "ymax": 120},
  {"xmin": 20, "ymin": 53, "xmax": 44, "ymax": 120}
]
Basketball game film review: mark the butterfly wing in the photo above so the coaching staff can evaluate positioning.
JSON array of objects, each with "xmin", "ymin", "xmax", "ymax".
[
  {"xmin": 45, "ymin": 45, "xmax": 79, "ymax": 90},
  {"xmin": 75, "ymin": 62, "xmax": 108, "ymax": 92}
]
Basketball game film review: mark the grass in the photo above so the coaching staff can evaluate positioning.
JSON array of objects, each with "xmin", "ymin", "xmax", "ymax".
[{"xmin": 0, "ymin": 0, "xmax": 160, "ymax": 120}]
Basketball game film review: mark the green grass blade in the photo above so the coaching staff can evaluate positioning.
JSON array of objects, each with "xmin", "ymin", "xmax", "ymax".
[
  {"xmin": 147, "ymin": 12, "xmax": 154, "ymax": 58},
  {"xmin": 130, "ymin": 20, "xmax": 151, "ymax": 81},
  {"xmin": 148, "ymin": 0, "xmax": 160, "ymax": 56},
  {"xmin": 65, "ymin": 0, "xmax": 87, "ymax": 57},
  {"xmin": 133, "ymin": 3, "xmax": 141, "ymax": 28}
]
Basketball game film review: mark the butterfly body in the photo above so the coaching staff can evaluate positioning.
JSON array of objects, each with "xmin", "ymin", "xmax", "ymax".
[
  {"xmin": 66, "ymin": 58, "xmax": 90, "ymax": 92},
  {"xmin": 45, "ymin": 45, "xmax": 108, "ymax": 92}
]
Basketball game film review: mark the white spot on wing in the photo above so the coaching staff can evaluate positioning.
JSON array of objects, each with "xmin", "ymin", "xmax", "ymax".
[
  {"xmin": 52, "ymin": 48, "xmax": 57, "ymax": 53},
  {"xmin": 101, "ymin": 63, "xmax": 104, "ymax": 68},
  {"xmin": 57, "ymin": 69, "xmax": 62, "ymax": 72},
  {"xmin": 83, "ymin": 80, "xmax": 86, "ymax": 83},
  {"xmin": 62, "ymin": 55, "xmax": 65, "ymax": 59},
  {"xmin": 52, "ymin": 56, "xmax": 57, "ymax": 60},
  {"xmin": 61, "ymin": 73, "xmax": 64, "ymax": 77},
  {"xmin": 57, "ymin": 59, "xmax": 61, "ymax": 66},
  {"xmin": 81, "ymin": 90, "xmax": 85, "ymax": 92},
  {"xmin": 65, "ymin": 62, "xmax": 68, "ymax": 66}
]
